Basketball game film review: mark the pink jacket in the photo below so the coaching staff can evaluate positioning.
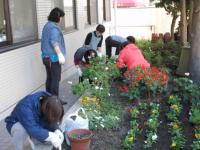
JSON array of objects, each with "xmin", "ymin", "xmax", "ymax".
[{"xmin": 117, "ymin": 44, "xmax": 150, "ymax": 71}]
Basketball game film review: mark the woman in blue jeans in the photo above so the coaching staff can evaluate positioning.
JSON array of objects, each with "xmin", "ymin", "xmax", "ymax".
[{"xmin": 41, "ymin": 8, "xmax": 66, "ymax": 104}]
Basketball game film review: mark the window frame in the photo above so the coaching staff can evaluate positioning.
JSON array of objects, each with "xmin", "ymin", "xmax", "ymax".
[
  {"xmin": 0, "ymin": 0, "xmax": 12, "ymax": 48},
  {"xmin": 103, "ymin": 0, "xmax": 111, "ymax": 22},
  {"xmin": 84, "ymin": 0, "xmax": 98, "ymax": 26},
  {"xmin": 88, "ymin": 0, "xmax": 98, "ymax": 24},
  {"xmin": 62, "ymin": 0, "xmax": 77, "ymax": 32},
  {"xmin": 0, "ymin": 0, "xmax": 38, "ymax": 52}
]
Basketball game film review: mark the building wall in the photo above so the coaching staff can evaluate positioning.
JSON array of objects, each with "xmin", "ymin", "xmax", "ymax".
[
  {"xmin": 0, "ymin": 0, "xmax": 112, "ymax": 120},
  {"xmin": 114, "ymin": 7, "xmax": 179, "ymax": 39}
]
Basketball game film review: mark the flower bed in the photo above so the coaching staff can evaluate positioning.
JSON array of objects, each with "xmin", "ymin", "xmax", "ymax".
[{"xmin": 66, "ymin": 56, "xmax": 200, "ymax": 150}]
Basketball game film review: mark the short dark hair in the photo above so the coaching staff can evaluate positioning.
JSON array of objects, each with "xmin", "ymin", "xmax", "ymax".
[
  {"xmin": 48, "ymin": 7, "xmax": 65, "ymax": 23},
  {"xmin": 40, "ymin": 96, "xmax": 64, "ymax": 127},
  {"xmin": 96, "ymin": 24, "xmax": 105, "ymax": 33},
  {"xmin": 127, "ymin": 36, "xmax": 135, "ymax": 44}
]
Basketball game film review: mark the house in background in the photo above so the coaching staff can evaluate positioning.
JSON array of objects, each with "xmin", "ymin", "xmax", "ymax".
[
  {"xmin": 0, "ymin": 0, "xmax": 112, "ymax": 120},
  {"xmin": 112, "ymin": 0, "xmax": 177, "ymax": 39}
]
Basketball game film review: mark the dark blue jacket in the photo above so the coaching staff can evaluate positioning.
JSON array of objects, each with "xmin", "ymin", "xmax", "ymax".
[{"xmin": 5, "ymin": 91, "xmax": 59, "ymax": 142}]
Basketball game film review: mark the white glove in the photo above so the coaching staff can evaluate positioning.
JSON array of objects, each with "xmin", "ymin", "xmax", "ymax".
[
  {"xmin": 45, "ymin": 132, "xmax": 62, "ymax": 149},
  {"xmin": 54, "ymin": 129, "xmax": 64, "ymax": 145},
  {"xmin": 77, "ymin": 67, "xmax": 82, "ymax": 76},
  {"xmin": 97, "ymin": 51, "xmax": 102, "ymax": 57},
  {"xmin": 58, "ymin": 53, "xmax": 65, "ymax": 65}
]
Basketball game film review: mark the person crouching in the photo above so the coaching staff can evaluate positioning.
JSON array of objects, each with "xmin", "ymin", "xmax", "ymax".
[
  {"xmin": 74, "ymin": 47, "xmax": 97, "ymax": 82},
  {"xmin": 5, "ymin": 91, "xmax": 64, "ymax": 150}
]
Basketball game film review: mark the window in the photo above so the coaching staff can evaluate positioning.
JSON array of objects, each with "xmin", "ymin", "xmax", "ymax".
[
  {"xmin": 83, "ymin": 0, "xmax": 98, "ymax": 25},
  {"xmin": 9, "ymin": 0, "xmax": 38, "ymax": 43},
  {"xmin": 0, "ymin": 0, "xmax": 7, "ymax": 42},
  {"xmin": 54, "ymin": 0, "xmax": 77, "ymax": 31},
  {"xmin": 0, "ymin": 0, "xmax": 38, "ymax": 50},
  {"xmin": 63, "ymin": 0, "xmax": 77, "ymax": 30},
  {"xmin": 89, "ymin": 0, "xmax": 98, "ymax": 24},
  {"xmin": 103, "ymin": 0, "xmax": 111, "ymax": 21},
  {"xmin": 83, "ymin": 0, "xmax": 89, "ymax": 25}
]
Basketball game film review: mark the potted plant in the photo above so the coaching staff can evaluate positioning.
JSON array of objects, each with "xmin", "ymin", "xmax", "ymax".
[{"xmin": 67, "ymin": 129, "xmax": 92, "ymax": 150}]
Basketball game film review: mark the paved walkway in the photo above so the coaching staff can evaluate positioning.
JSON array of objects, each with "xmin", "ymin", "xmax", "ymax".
[{"xmin": 0, "ymin": 73, "xmax": 80, "ymax": 150}]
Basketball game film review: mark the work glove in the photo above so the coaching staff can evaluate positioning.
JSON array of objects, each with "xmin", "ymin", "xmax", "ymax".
[
  {"xmin": 54, "ymin": 129, "xmax": 64, "ymax": 145},
  {"xmin": 45, "ymin": 132, "xmax": 62, "ymax": 149},
  {"xmin": 58, "ymin": 53, "xmax": 65, "ymax": 65},
  {"xmin": 97, "ymin": 51, "xmax": 103, "ymax": 58},
  {"xmin": 77, "ymin": 67, "xmax": 82, "ymax": 76}
]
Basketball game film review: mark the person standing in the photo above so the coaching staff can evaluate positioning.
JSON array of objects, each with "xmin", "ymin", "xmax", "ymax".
[
  {"xmin": 84, "ymin": 24, "xmax": 105, "ymax": 57},
  {"xmin": 41, "ymin": 8, "xmax": 66, "ymax": 103},
  {"xmin": 105, "ymin": 35, "xmax": 135, "ymax": 58},
  {"xmin": 5, "ymin": 91, "xmax": 64, "ymax": 150}
]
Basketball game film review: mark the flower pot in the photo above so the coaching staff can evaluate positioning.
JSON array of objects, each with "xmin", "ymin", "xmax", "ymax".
[{"xmin": 67, "ymin": 129, "xmax": 92, "ymax": 150}]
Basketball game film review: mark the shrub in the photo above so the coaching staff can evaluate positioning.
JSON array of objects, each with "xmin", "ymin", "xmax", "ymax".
[{"xmin": 119, "ymin": 66, "xmax": 169, "ymax": 99}]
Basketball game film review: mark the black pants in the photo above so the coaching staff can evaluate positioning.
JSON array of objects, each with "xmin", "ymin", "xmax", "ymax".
[
  {"xmin": 43, "ymin": 58, "xmax": 61, "ymax": 96},
  {"xmin": 105, "ymin": 36, "xmax": 122, "ymax": 58}
]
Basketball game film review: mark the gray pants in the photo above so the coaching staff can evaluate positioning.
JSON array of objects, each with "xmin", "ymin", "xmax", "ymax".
[{"xmin": 11, "ymin": 122, "xmax": 53, "ymax": 150}]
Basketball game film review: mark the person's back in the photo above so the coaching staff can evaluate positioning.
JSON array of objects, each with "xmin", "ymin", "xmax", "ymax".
[
  {"xmin": 117, "ymin": 44, "xmax": 150, "ymax": 71},
  {"xmin": 110, "ymin": 35, "xmax": 127, "ymax": 43},
  {"xmin": 74, "ymin": 47, "xmax": 89, "ymax": 66}
]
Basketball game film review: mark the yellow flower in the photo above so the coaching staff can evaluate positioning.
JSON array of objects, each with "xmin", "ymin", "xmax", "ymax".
[
  {"xmin": 195, "ymin": 134, "xmax": 200, "ymax": 139},
  {"xmin": 127, "ymin": 137, "xmax": 134, "ymax": 142},
  {"xmin": 152, "ymin": 109, "xmax": 158, "ymax": 114},
  {"xmin": 171, "ymin": 143, "xmax": 176, "ymax": 147},
  {"xmin": 171, "ymin": 105, "xmax": 179, "ymax": 112},
  {"xmin": 172, "ymin": 123, "xmax": 179, "ymax": 129}
]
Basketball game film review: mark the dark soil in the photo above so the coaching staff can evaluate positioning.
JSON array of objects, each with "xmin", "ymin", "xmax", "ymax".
[
  {"xmin": 90, "ymin": 81, "xmax": 195, "ymax": 150},
  {"xmin": 63, "ymin": 81, "xmax": 194, "ymax": 150}
]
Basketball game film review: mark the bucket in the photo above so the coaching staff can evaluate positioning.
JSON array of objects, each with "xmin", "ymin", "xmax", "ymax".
[{"xmin": 67, "ymin": 129, "xmax": 92, "ymax": 150}]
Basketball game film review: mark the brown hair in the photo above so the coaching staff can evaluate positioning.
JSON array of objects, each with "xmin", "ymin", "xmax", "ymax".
[
  {"xmin": 126, "ymin": 36, "xmax": 135, "ymax": 44},
  {"xmin": 40, "ymin": 96, "xmax": 64, "ymax": 127}
]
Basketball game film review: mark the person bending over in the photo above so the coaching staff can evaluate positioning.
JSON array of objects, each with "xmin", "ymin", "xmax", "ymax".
[
  {"xmin": 5, "ymin": 91, "xmax": 64, "ymax": 150},
  {"xmin": 117, "ymin": 39, "xmax": 150, "ymax": 75},
  {"xmin": 74, "ymin": 47, "xmax": 97, "ymax": 82},
  {"xmin": 105, "ymin": 35, "xmax": 135, "ymax": 58}
]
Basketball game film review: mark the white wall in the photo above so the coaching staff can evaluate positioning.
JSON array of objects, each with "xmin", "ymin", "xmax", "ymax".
[
  {"xmin": 113, "ymin": 7, "xmax": 178, "ymax": 39},
  {"xmin": 0, "ymin": 0, "xmax": 112, "ymax": 120}
]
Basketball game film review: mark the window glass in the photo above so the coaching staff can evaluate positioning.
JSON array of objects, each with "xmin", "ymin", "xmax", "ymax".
[
  {"xmin": 83, "ymin": 0, "xmax": 89, "ymax": 24},
  {"xmin": 9, "ymin": 0, "xmax": 38, "ymax": 43},
  {"xmin": 90, "ymin": 0, "xmax": 98, "ymax": 24},
  {"xmin": 0, "ymin": 0, "xmax": 7, "ymax": 42},
  {"xmin": 63, "ymin": 0, "xmax": 76, "ymax": 29},
  {"xmin": 103, "ymin": 0, "xmax": 111, "ymax": 21}
]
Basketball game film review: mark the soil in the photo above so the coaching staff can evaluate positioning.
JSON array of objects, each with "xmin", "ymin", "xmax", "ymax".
[
  {"xmin": 63, "ymin": 80, "xmax": 195, "ymax": 150},
  {"xmin": 90, "ymin": 81, "xmax": 194, "ymax": 150}
]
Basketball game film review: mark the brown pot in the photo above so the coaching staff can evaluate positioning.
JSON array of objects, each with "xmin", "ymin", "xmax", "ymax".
[{"xmin": 67, "ymin": 129, "xmax": 92, "ymax": 150}]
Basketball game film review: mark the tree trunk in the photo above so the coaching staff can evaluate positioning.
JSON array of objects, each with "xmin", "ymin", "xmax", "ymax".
[
  {"xmin": 188, "ymin": 0, "xmax": 194, "ymax": 44},
  {"xmin": 171, "ymin": 15, "xmax": 178, "ymax": 40},
  {"xmin": 190, "ymin": 0, "xmax": 200, "ymax": 86},
  {"xmin": 180, "ymin": 0, "xmax": 187, "ymax": 46}
]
